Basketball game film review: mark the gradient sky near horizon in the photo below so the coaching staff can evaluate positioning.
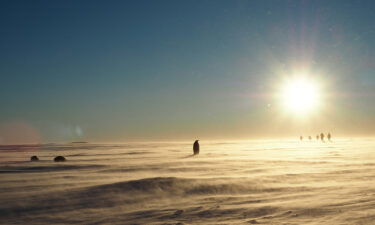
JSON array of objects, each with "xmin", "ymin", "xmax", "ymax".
[{"xmin": 1, "ymin": 0, "xmax": 375, "ymax": 143}]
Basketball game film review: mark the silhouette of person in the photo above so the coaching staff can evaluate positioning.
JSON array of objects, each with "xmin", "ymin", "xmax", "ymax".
[
  {"xmin": 308, "ymin": 136, "xmax": 312, "ymax": 140},
  {"xmin": 300, "ymin": 136, "xmax": 303, "ymax": 141},
  {"xmin": 327, "ymin": 133, "xmax": 331, "ymax": 141},
  {"xmin": 193, "ymin": 140, "xmax": 200, "ymax": 155},
  {"xmin": 320, "ymin": 133, "xmax": 325, "ymax": 141}
]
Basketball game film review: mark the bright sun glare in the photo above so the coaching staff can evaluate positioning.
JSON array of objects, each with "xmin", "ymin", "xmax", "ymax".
[{"xmin": 280, "ymin": 76, "xmax": 321, "ymax": 115}]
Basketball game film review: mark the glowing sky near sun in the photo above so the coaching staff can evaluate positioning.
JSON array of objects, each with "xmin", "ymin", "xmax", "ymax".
[
  {"xmin": 279, "ymin": 75, "xmax": 321, "ymax": 116},
  {"xmin": 0, "ymin": 0, "xmax": 375, "ymax": 143}
]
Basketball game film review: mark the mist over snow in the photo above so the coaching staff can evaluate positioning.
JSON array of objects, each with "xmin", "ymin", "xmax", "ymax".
[{"xmin": 1, "ymin": 139, "xmax": 375, "ymax": 224}]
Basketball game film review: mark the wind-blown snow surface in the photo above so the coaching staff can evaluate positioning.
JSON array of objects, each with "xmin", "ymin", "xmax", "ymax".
[{"xmin": 1, "ymin": 139, "xmax": 375, "ymax": 224}]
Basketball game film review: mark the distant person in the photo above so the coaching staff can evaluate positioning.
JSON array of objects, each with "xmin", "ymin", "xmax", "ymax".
[
  {"xmin": 193, "ymin": 140, "xmax": 200, "ymax": 155},
  {"xmin": 300, "ymin": 136, "xmax": 303, "ymax": 141},
  {"xmin": 320, "ymin": 133, "xmax": 325, "ymax": 141},
  {"xmin": 308, "ymin": 136, "xmax": 312, "ymax": 140},
  {"xmin": 327, "ymin": 133, "xmax": 332, "ymax": 141}
]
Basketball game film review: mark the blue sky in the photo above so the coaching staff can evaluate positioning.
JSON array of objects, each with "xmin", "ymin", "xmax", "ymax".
[{"xmin": 1, "ymin": 0, "xmax": 375, "ymax": 143}]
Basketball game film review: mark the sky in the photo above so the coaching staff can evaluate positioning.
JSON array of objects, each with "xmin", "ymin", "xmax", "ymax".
[{"xmin": 0, "ymin": 0, "xmax": 375, "ymax": 143}]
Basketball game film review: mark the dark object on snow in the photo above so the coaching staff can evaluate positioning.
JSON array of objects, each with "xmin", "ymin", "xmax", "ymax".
[
  {"xmin": 300, "ymin": 136, "xmax": 303, "ymax": 141},
  {"xmin": 174, "ymin": 209, "xmax": 184, "ymax": 216},
  {"xmin": 327, "ymin": 133, "xmax": 331, "ymax": 141},
  {"xmin": 30, "ymin": 156, "xmax": 39, "ymax": 161},
  {"xmin": 320, "ymin": 133, "xmax": 325, "ymax": 141},
  {"xmin": 193, "ymin": 140, "xmax": 200, "ymax": 155},
  {"xmin": 54, "ymin": 156, "xmax": 66, "ymax": 162},
  {"xmin": 308, "ymin": 136, "xmax": 312, "ymax": 140}
]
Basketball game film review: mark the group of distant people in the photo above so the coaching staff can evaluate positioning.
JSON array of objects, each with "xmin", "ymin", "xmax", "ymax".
[{"xmin": 300, "ymin": 133, "xmax": 332, "ymax": 142}]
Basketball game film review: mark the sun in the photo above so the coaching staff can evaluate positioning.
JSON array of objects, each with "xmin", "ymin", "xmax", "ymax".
[{"xmin": 280, "ymin": 76, "xmax": 321, "ymax": 115}]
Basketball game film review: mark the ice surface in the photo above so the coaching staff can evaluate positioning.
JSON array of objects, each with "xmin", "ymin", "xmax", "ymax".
[{"xmin": 1, "ymin": 139, "xmax": 375, "ymax": 224}]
